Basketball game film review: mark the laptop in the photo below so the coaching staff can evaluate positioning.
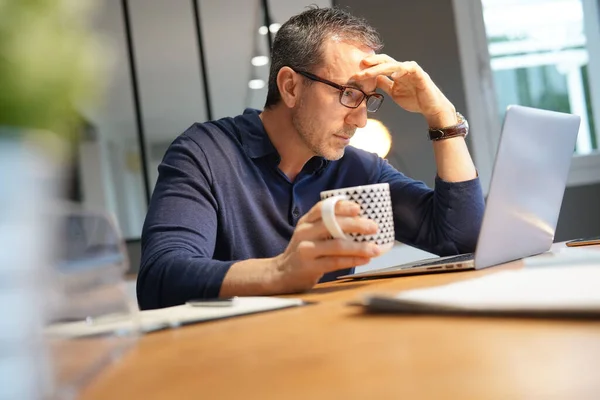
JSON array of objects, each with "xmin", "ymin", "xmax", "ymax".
[{"xmin": 338, "ymin": 105, "xmax": 581, "ymax": 280}]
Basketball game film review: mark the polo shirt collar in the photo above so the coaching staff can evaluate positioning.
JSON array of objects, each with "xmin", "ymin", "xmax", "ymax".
[
  {"xmin": 237, "ymin": 108, "xmax": 278, "ymax": 159},
  {"xmin": 236, "ymin": 108, "xmax": 330, "ymax": 173}
]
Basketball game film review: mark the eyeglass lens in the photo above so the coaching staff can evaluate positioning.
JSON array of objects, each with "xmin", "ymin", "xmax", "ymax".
[{"xmin": 340, "ymin": 88, "xmax": 382, "ymax": 112}]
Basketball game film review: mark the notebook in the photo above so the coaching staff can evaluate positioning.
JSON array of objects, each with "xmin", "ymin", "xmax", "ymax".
[
  {"xmin": 339, "ymin": 105, "xmax": 581, "ymax": 280},
  {"xmin": 45, "ymin": 296, "xmax": 306, "ymax": 338},
  {"xmin": 358, "ymin": 260, "xmax": 600, "ymax": 318}
]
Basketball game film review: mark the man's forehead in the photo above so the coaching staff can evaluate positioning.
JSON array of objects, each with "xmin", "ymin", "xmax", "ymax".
[
  {"xmin": 320, "ymin": 38, "xmax": 376, "ymax": 88},
  {"xmin": 321, "ymin": 38, "xmax": 374, "ymax": 68}
]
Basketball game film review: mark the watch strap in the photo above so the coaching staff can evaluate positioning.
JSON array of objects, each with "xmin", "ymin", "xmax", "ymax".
[{"xmin": 428, "ymin": 112, "xmax": 469, "ymax": 141}]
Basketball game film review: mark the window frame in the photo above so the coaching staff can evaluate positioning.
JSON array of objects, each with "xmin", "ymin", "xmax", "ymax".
[{"xmin": 452, "ymin": 0, "xmax": 600, "ymax": 193}]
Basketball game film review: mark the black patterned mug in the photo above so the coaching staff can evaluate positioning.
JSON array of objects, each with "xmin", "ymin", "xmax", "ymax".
[{"xmin": 320, "ymin": 183, "xmax": 395, "ymax": 254}]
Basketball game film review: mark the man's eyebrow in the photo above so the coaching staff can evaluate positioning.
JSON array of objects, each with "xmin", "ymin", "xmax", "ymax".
[
  {"xmin": 346, "ymin": 78, "xmax": 378, "ymax": 93},
  {"xmin": 345, "ymin": 79, "xmax": 365, "ymax": 90}
]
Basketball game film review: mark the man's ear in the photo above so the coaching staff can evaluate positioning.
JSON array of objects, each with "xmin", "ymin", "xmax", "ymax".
[{"xmin": 277, "ymin": 67, "xmax": 301, "ymax": 108}]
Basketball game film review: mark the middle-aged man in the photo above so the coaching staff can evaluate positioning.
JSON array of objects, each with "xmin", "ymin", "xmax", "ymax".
[{"xmin": 137, "ymin": 7, "xmax": 485, "ymax": 309}]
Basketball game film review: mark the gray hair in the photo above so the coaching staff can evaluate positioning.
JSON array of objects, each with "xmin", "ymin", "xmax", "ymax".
[{"xmin": 264, "ymin": 6, "xmax": 383, "ymax": 108}]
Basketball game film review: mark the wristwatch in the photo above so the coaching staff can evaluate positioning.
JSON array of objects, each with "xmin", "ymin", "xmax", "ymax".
[{"xmin": 428, "ymin": 112, "xmax": 469, "ymax": 141}]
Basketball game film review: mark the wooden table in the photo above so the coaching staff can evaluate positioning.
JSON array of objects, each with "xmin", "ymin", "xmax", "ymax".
[{"xmin": 80, "ymin": 245, "xmax": 600, "ymax": 399}]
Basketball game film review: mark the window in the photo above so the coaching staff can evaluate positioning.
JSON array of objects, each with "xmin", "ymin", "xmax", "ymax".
[
  {"xmin": 453, "ymin": 0, "xmax": 600, "ymax": 190},
  {"xmin": 483, "ymin": 0, "xmax": 598, "ymax": 154}
]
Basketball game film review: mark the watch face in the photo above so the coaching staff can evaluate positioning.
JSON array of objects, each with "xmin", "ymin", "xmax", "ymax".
[{"xmin": 457, "ymin": 112, "xmax": 469, "ymax": 131}]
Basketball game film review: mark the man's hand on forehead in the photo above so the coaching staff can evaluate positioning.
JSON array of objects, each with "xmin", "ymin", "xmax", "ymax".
[
  {"xmin": 353, "ymin": 54, "xmax": 403, "ymax": 81},
  {"xmin": 344, "ymin": 54, "xmax": 402, "ymax": 92},
  {"xmin": 345, "ymin": 60, "xmax": 380, "ymax": 93},
  {"xmin": 350, "ymin": 54, "xmax": 455, "ymax": 120}
]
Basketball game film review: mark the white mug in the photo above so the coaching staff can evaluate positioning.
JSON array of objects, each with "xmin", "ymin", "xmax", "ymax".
[{"xmin": 320, "ymin": 183, "xmax": 395, "ymax": 254}]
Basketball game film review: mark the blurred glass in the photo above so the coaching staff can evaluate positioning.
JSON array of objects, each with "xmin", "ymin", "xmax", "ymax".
[
  {"xmin": 0, "ymin": 135, "xmax": 57, "ymax": 400},
  {"xmin": 0, "ymin": 136, "xmax": 138, "ymax": 400},
  {"xmin": 44, "ymin": 208, "xmax": 140, "ymax": 399}
]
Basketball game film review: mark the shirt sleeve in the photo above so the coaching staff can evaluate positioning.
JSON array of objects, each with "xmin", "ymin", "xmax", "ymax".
[
  {"xmin": 378, "ymin": 159, "xmax": 485, "ymax": 256},
  {"xmin": 137, "ymin": 131, "xmax": 234, "ymax": 310}
]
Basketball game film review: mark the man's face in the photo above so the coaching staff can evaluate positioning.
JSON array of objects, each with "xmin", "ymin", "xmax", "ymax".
[{"xmin": 291, "ymin": 38, "xmax": 377, "ymax": 160}]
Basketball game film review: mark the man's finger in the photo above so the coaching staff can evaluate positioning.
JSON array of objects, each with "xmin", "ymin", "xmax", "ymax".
[
  {"xmin": 376, "ymin": 75, "xmax": 394, "ymax": 94},
  {"xmin": 312, "ymin": 255, "xmax": 373, "ymax": 273},
  {"xmin": 295, "ymin": 215, "xmax": 379, "ymax": 241},
  {"xmin": 301, "ymin": 199, "xmax": 361, "ymax": 224},
  {"xmin": 312, "ymin": 239, "xmax": 381, "ymax": 258},
  {"xmin": 355, "ymin": 61, "xmax": 425, "ymax": 83},
  {"xmin": 352, "ymin": 62, "xmax": 402, "ymax": 81},
  {"xmin": 361, "ymin": 53, "xmax": 397, "ymax": 66},
  {"xmin": 316, "ymin": 216, "xmax": 379, "ymax": 240},
  {"xmin": 293, "ymin": 238, "xmax": 378, "ymax": 268}
]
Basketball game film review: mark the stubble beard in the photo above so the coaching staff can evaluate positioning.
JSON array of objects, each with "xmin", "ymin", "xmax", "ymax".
[{"xmin": 291, "ymin": 100, "xmax": 356, "ymax": 161}]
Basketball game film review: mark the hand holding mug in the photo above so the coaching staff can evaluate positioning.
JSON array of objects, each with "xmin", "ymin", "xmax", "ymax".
[
  {"xmin": 272, "ymin": 183, "xmax": 394, "ymax": 293},
  {"xmin": 273, "ymin": 198, "xmax": 381, "ymax": 293}
]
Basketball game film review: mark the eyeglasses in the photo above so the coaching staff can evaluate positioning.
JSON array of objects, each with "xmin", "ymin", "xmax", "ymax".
[{"xmin": 292, "ymin": 69, "xmax": 384, "ymax": 113}]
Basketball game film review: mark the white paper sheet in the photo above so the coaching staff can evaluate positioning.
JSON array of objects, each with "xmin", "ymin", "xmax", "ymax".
[
  {"xmin": 46, "ymin": 296, "xmax": 305, "ymax": 338},
  {"xmin": 393, "ymin": 265, "xmax": 600, "ymax": 312}
]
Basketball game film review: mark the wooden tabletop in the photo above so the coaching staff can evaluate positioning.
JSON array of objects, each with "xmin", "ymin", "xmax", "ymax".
[{"xmin": 79, "ymin": 245, "xmax": 600, "ymax": 399}]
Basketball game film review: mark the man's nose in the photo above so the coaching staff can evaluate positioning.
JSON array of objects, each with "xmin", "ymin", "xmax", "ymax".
[{"xmin": 345, "ymin": 103, "xmax": 368, "ymax": 129}]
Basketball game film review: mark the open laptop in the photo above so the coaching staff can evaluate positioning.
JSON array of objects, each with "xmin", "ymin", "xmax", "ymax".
[{"xmin": 338, "ymin": 105, "xmax": 581, "ymax": 280}]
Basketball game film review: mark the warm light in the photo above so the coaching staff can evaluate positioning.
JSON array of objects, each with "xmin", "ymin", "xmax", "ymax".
[
  {"xmin": 350, "ymin": 119, "xmax": 392, "ymax": 158},
  {"xmin": 248, "ymin": 79, "xmax": 265, "ymax": 89},
  {"xmin": 269, "ymin": 23, "xmax": 281, "ymax": 33},
  {"xmin": 258, "ymin": 26, "xmax": 269, "ymax": 35},
  {"xmin": 251, "ymin": 56, "xmax": 269, "ymax": 66}
]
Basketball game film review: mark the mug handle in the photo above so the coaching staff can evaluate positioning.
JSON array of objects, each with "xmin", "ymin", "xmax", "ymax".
[{"xmin": 321, "ymin": 195, "xmax": 349, "ymax": 240}]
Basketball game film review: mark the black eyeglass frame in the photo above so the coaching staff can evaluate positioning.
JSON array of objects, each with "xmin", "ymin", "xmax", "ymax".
[{"xmin": 292, "ymin": 68, "xmax": 384, "ymax": 112}]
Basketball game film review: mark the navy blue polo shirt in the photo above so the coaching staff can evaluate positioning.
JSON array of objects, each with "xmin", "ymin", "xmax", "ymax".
[{"xmin": 138, "ymin": 109, "xmax": 484, "ymax": 309}]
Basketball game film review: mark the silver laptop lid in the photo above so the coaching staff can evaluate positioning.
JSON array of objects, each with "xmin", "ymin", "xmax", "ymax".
[{"xmin": 474, "ymin": 105, "xmax": 580, "ymax": 269}]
